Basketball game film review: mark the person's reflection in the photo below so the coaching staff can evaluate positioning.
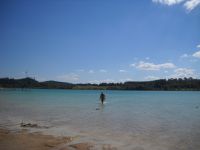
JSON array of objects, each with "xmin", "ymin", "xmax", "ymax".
[{"xmin": 96, "ymin": 102, "xmax": 105, "ymax": 111}]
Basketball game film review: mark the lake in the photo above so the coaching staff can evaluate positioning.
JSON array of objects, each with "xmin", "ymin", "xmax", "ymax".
[{"xmin": 0, "ymin": 89, "xmax": 200, "ymax": 150}]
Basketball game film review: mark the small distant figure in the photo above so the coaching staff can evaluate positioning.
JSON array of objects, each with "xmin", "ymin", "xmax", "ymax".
[{"xmin": 100, "ymin": 92, "xmax": 106, "ymax": 104}]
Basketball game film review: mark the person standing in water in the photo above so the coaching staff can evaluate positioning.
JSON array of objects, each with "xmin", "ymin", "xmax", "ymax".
[{"xmin": 100, "ymin": 92, "xmax": 105, "ymax": 104}]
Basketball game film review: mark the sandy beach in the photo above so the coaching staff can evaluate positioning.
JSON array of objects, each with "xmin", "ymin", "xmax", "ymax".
[{"xmin": 0, "ymin": 128, "xmax": 96, "ymax": 150}]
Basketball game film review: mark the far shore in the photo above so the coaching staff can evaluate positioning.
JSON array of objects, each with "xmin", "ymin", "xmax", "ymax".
[{"xmin": 1, "ymin": 77, "xmax": 200, "ymax": 91}]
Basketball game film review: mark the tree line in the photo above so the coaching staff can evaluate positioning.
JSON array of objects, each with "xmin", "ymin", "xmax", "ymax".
[{"xmin": 0, "ymin": 77, "xmax": 200, "ymax": 91}]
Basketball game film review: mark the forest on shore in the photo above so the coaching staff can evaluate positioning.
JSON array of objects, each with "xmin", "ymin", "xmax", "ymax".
[{"xmin": 0, "ymin": 77, "xmax": 200, "ymax": 91}]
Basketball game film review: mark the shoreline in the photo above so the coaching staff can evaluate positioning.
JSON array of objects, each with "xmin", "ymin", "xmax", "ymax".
[
  {"xmin": 1, "ymin": 87, "xmax": 200, "ymax": 92},
  {"xmin": 0, "ymin": 128, "xmax": 117, "ymax": 150},
  {"xmin": 0, "ymin": 128, "xmax": 94, "ymax": 150}
]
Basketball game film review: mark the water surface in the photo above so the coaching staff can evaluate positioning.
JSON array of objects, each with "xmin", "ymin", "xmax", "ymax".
[{"xmin": 0, "ymin": 89, "xmax": 200, "ymax": 150}]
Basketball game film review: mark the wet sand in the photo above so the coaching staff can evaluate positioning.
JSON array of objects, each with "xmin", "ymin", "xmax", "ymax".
[{"xmin": 0, "ymin": 128, "xmax": 95, "ymax": 150}]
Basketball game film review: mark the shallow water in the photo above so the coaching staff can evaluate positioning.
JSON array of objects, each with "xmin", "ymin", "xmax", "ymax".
[{"xmin": 0, "ymin": 89, "xmax": 200, "ymax": 150}]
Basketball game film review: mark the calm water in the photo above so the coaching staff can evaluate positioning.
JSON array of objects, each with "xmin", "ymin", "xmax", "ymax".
[{"xmin": 0, "ymin": 89, "xmax": 200, "ymax": 150}]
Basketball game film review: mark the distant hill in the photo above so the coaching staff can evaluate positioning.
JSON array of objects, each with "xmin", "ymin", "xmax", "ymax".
[
  {"xmin": 0, "ymin": 77, "xmax": 40, "ymax": 88},
  {"xmin": 0, "ymin": 77, "xmax": 200, "ymax": 91},
  {"xmin": 40, "ymin": 81, "xmax": 73, "ymax": 89},
  {"xmin": 0, "ymin": 78, "xmax": 73, "ymax": 89}
]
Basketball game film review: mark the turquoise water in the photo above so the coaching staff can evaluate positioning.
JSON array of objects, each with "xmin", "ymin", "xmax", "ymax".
[{"xmin": 0, "ymin": 89, "xmax": 200, "ymax": 150}]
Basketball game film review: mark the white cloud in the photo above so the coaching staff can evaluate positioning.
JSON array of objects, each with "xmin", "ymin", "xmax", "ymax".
[
  {"xmin": 145, "ymin": 76, "xmax": 160, "ymax": 80},
  {"xmin": 145, "ymin": 57, "xmax": 150, "ymax": 60},
  {"xmin": 132, "ymin": 61, "xmax": 176, "ymax": 71},
  {"xmin": 152, "ymin": 0, "xmax": 185, "ymax": 6},
  {"xmin": 169, "ymin": 68, "xmax": 196, "ymax": 78},
  {"xmin": 192, "ymin": 50, "xmax": 200, "ymax": 58},
  {"xmin": 57, "ymin": 73, "xmax": 79, "ymax": 82},
  {"xmin": 119, "ymin": 69, "xmax": 127, "ymax": 73},
  {"xmin": 102, "ymin": 79, "xmax": 115, "ymax": 83},
  {"xmin": 152, "ymin": 0, "xmax": 200, "ymax": 10},
  {"xmin": 89, "ymin": 79, "xmax": 115, "ymax": 84},
  {"xmin": 89, "ymin": 80, "xmax": 101, "ymax": 84},
  {"xmin": 184, "ymin": 0, "xmax": 200, "ymax": 11},
  {"xmin": 197, "ymin": 44, "xmax": 200, "ymax": 48},
  {"xmin": 130, "ymin": 63, "xmax": 136, "ymax": 67},
  {"xmin": 180, "ymin": 53, "xmax": 189, "ymax": 58},
  {"xmin": 99, "ymin": 69, "xmax": 107, "ymax": 73},
  {"xmin": 89, "ymin": 70, "xmax": 94, "ymax": 73},
  {"xmin": 119, "ymin": 78, "xmax": 133, "ymax": 82}
]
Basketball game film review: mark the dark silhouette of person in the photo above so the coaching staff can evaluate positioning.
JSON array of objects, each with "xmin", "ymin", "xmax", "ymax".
[{"xmin": 100, "ymin": 92, "xmax": 105, "ymax": 104}]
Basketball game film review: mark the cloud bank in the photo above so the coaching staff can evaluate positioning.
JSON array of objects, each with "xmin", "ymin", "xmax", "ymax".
[
  {"xmin": 145, "ymin": 75, "xmax": 160, "ymax": 80},
  {"xmin": 192, "ymin": 50, "xmax": 200, "ymax": 58},
  {"xmin": 132, "ymin": 61, "xmax": 176, "ymax": 71},
  {"xmin": 184, "ymin": 0, "xmax": 200, "ymax": 11},
  {"xmin": 152, "ymin": 0, "xmax": 200, "ymax": 11},
  {"xmin": 169, "ymin": 68, "xmax": 196, "ymax": 78},
  {"xmin": 152, "ymin": 0, "xmax": 185, "ymax": 6}
]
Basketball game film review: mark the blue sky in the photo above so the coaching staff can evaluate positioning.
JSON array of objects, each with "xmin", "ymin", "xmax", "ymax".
[{"xmin": 1, "ymin": 0, "xmax": 200, "ymax": 83}]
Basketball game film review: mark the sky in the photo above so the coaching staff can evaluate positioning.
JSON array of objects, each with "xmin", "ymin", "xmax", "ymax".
[{"xmin": 0, "ymin": 0, "xmax": 200, "ymax": 83}]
